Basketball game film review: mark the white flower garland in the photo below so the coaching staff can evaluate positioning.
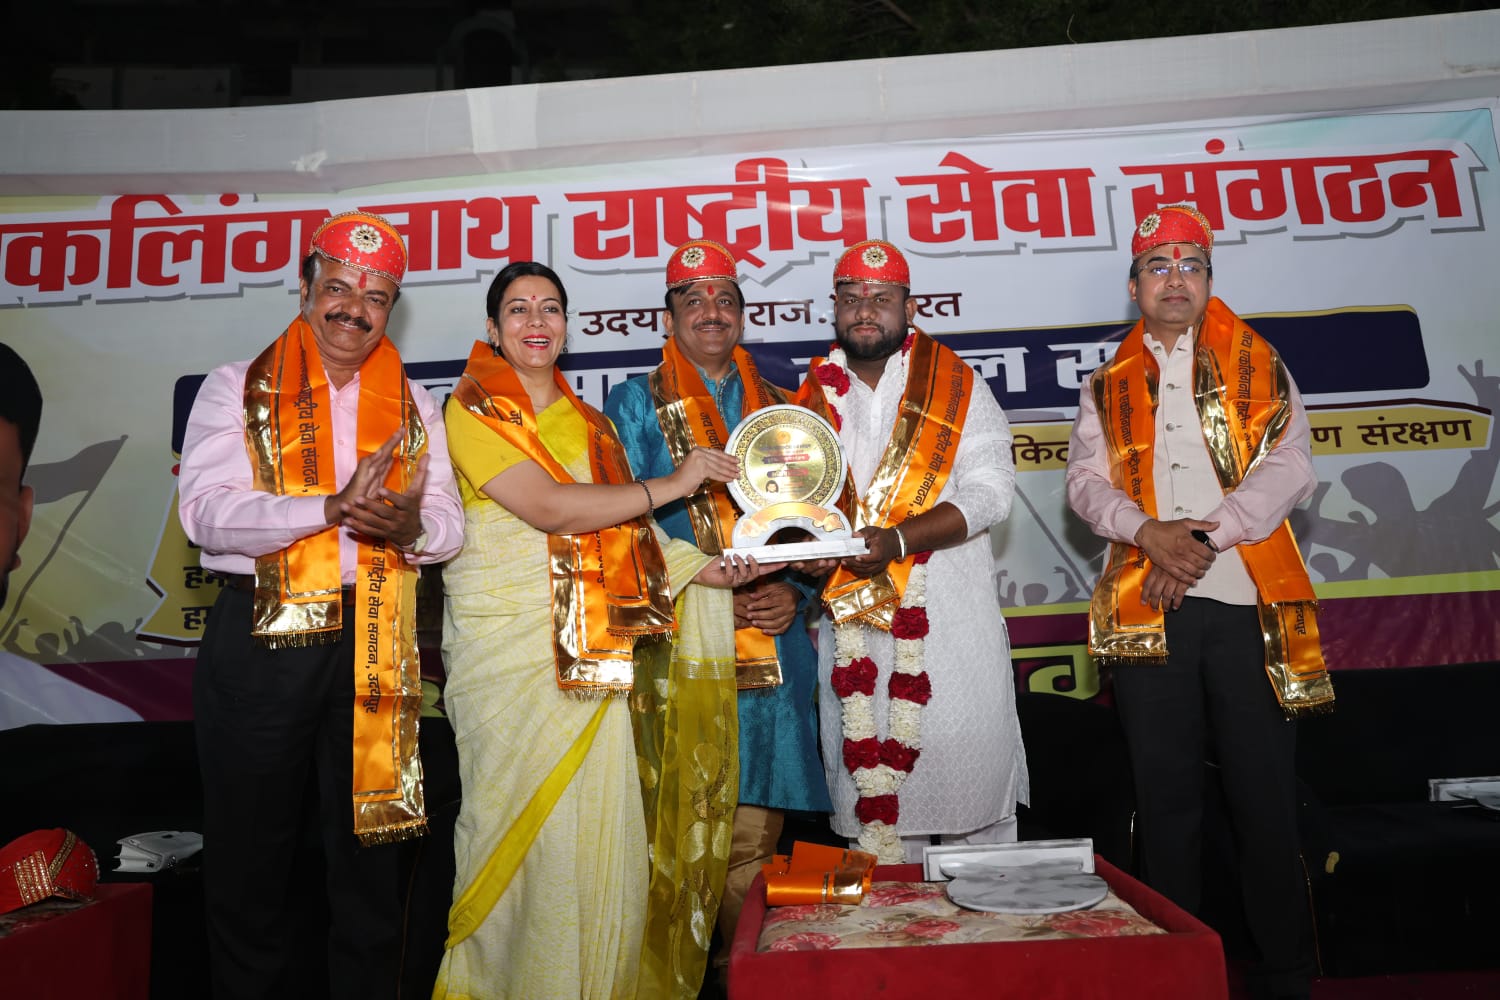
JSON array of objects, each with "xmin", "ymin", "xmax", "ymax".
[
  {"xmin": 820, "ymin": 343, "xmax": 932, "ymax": 864},
  {"xmin": 832, "ymin": 563, "xmax": 930, "ymax": 863}
]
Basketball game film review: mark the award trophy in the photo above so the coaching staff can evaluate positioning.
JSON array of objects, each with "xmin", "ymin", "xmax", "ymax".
[{"xmin": 723, "ymin": 404, "xmax": 868, "ymax": 562}]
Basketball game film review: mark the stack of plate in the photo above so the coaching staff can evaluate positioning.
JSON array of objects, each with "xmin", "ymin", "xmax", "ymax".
[{"xmin": 942, "ymin": 859, "xmax": 1109, "ymax": 915}]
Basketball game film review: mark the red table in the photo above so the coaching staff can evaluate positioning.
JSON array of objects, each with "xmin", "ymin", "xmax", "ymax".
[
  {"xmin": 729, "ymin": 857, "xmax": 1225, "ymax": 999},
  {"xmin": 0, "ymin": 882, "xmax": 153, "ymax": 1000}
]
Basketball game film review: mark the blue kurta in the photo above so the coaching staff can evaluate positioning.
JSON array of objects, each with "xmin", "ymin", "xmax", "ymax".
[{"xmin": 605, "ymin": 370, "xmax": 832, "ymax": 814}]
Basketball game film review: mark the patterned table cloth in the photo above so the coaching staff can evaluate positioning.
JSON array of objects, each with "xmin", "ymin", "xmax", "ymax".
[
  {"xmin": 730, "ymin": 860, "xmax": 1227, "ymax": 1000},
  {"xmin": 758, "ymin": 878, "xmax": 1164, "ymax": 952}
]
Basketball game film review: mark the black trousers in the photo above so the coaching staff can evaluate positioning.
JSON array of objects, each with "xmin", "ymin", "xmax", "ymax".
[
  {"xmin": 1112, "ymin": 597, "xmax": 1313, "ymax": 997},
  {"xmin": 193, "ymin": 585, "xmax": 403, "ymax": 1000}
]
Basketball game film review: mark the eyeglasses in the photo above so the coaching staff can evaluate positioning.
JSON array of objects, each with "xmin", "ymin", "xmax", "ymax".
[{"xmin": 1139, "ymin": 262, "xmax": 1208, "ymax": 279}]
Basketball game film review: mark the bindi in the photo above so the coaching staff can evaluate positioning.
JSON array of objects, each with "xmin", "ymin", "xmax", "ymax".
[
  {"xmin": 358, "ymin": 272, "xmax": 368, "ymax": 288},
  {"xmin": 704, "ymin": 285, "xmax": 716, "ymax": 297},
  {"xmin": 1172, "ymin": 246, "xmax": 1182, "ymax": 260}
]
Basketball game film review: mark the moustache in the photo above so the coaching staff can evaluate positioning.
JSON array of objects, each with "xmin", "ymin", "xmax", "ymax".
[{"xmin": 325, "ymin": 311, "xmax": 372, "ymax": 332}]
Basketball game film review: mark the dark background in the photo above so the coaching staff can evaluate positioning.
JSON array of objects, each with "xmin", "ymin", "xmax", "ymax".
[{"xmin": 3, "ymin": 0, "xmax": 1493, "ymax": 111}]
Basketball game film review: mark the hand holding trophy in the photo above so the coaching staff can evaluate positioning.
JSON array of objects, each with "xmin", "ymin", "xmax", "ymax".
[{"xmin": 722, "ymin": 404, "xmax": 868, "ymax": 562}]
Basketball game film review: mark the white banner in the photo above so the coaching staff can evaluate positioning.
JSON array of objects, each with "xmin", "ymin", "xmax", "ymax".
[{"xmin": 3, "ymin": 99, "xmax": 1497, "ymax": 716}]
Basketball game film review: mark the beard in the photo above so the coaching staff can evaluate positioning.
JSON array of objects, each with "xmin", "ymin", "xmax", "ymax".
[{"xmin": 835, "ymin": 320, "xmax": 907, "ymax": 363}]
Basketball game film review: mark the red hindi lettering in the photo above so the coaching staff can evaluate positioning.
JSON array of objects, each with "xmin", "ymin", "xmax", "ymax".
[
  {"xmin": 899, "ymin": 152, "xmax": 1097, "ymax": 244},
  {"xmin": 1, "ymin": 222, "xmax": 103, "ymax": 293},
  {"xmin": 364, "ymin": 196, "xmax": 540, "ymax": 273}
]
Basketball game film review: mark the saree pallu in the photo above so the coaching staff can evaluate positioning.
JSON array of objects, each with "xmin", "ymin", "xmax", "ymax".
[{"xmin": 630, "ymin": 558, "xmax": 738, "ymax": 1000}]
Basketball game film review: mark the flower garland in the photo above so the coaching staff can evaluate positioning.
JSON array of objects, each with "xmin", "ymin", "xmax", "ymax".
[
  {"xmin": 818, "ymin": 336, "xmax": 932, "ymax": 863},
  {"xmin": 829, "ymin": 555, "xmax": 931, "ymax": 862}
]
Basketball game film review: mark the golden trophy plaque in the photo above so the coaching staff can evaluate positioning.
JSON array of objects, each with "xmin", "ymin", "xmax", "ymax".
[{"xmin": 724, "ymin": 404, "xmax": 867, "ymax": 561}]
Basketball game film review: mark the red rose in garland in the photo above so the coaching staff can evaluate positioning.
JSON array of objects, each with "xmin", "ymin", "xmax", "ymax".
[
  {"xmin": 815, "ymin": 361, "xmax": 851, "ymax": 396},
  {"xmin": 889, "ymin": 671, "xmax": 932, "ymax": 705},
  {"xmin": 830, "ymin": 656, "xmax": 878, "ymax": 698},
  {"xmin": 880, "ymin": 738, "xmax": 921, "ymax": 772},
  {"xmin": 843, "ymin": 737, "xmax": 881, "ymax": 771},
  {"xmin": 890, "ymin": 606, "xmax": 929, "ymax": 640},
  {"xmin": 855, "ymin": 794, "xmax": 900, "ymax": 826}
]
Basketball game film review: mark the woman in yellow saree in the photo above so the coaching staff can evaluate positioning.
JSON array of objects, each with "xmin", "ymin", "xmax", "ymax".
[{"xmin": 434, "ymin": 262, "xmax": 768, "ymax": 999}]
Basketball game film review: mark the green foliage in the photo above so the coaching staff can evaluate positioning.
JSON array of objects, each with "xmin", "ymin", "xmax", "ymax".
[{"xmin": 609, "ymin": 0, "xmax": 1492, "ymax": 77}]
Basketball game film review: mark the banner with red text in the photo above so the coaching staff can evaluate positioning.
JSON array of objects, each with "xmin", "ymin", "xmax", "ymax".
[{"xmin": 2, "ymin": 98, "xmax": 1496, "ymax": 720}]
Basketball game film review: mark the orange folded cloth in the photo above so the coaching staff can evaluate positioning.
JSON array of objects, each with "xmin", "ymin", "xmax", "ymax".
[{"xmin": 761, "ymin": 841, "xmax": 877, "ymax": 906}]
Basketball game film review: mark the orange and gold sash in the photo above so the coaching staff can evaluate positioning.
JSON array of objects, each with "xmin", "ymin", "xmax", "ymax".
[
  {"xmin": 1086, "ymin": 297, "xmax": 1333, "ymax": 714},
  {"xmin": 762, "ymin": 841, "xmax": 877, "ymax": 906},
  {"xmin": 648, "ymin": 337, "xmax": 787, "ymax": 687},
  {"xmin": 243, "ymin": 316, "xmax": 427, "ymax": 844},
  {"xmin": 805, "ymin": 330, "xmax": 972, "ymax": 628},
  {"xmin": 451, "ymin": 342, "xmax": 675, "ymax": 693}
]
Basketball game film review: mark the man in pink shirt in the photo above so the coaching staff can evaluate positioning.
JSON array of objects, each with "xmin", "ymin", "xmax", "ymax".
[
  {"xmin": 1065, "ymin": 205, "xmax": 1332, "ymax": 1000},
  {"xmin": 178, "ymin": 212, "xmax": 462, "ymax": 1000}
]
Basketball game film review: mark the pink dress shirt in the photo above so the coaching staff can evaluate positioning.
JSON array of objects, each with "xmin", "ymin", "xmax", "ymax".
[
  {"xmin": 178, "ymin": 358, "xmax": 464, "ymax": 581},
  {"xmin": 1066, "ymin": 326, "xmax": 1317, "ymax": 606}
]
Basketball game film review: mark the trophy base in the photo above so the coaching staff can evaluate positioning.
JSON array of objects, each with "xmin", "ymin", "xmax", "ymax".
[{"xmin": 723, "ymin": 537, "xmax": 868, "ymax": 563}]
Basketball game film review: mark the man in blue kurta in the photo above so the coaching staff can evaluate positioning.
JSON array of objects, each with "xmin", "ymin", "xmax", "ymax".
[{"xmin": 604, "ymin": 239, "xmax": 831, "ymax": 966}]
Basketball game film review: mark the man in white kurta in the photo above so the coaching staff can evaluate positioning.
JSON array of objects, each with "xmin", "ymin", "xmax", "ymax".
[{"xmin": 802, "ymin": 240, "xmax": 1029, "ymax": 863}]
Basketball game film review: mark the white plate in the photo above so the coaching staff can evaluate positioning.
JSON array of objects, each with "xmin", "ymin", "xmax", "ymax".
[{"xmin": 945, "ymin": 870, "xmax": 1110, "ymax": 915}]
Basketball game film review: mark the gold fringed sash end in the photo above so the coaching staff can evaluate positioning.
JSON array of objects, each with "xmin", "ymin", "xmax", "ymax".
[
  {"xmin": 1266, "ymin": 659, "xmax": 1336, "ymax": 719},
  {"xmin": 1086, "ymin": 621, "xmax": 1170, "ymax": 664},
  {"xmin": 561, "ymin": 684, "xmax": 630, "ymax": 702},
  {"xmin": 1281, "ymin": 695, "xmax": 1336, "ymax": 721},
  {"xmin": 824, "ymin": 570, "xmax": 898, "ymax": 628},
  {"xmin": 252, "ymin": 627, "xmax": 342, "ymax": 650},
  {"xmin": 738, "ymin": 668, "xmax": 786, "ymax": 692},
  {"xmin": 1093, "ymin": 653, "xmax": 1170, "ymax": 669},
  {"xmin": 1085, "ymin": 541, "xmax": 1170, "ymax": 664},
  {"xmin": 1259, "ymin": 599, "xmax": 1335, "ymax": 717},
  {"xmin": 355, "ymin": 817, "xmax": 429, "ymax": 847},
  {"xmin": 606, "ymin": 622, "xmax": 677, "ymax": 639}
]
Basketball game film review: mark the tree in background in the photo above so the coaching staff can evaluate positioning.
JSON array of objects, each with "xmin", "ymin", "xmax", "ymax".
[{"xmin": 611, "ymin": 0, "xmax": 1490, "ymax": 77}]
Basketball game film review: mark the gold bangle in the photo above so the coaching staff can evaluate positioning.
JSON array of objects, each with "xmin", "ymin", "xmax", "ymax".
[{"xmin": 893, "ymin": 525, "xmax": 908, "ymax": 562}]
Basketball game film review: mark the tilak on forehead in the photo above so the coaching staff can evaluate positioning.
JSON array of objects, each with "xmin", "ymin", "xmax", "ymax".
[{"xmin": 832, "ymin": 239, "xmax": 911, "ymax": 288}]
